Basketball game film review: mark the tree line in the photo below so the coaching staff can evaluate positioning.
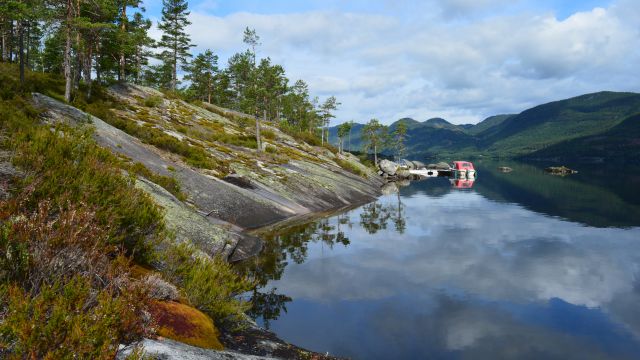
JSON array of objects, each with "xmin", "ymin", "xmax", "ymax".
[
  {"xmin": 0, "ymin": 0, "xmax": 339, "ymax": 144},
  {"xmin": 335, "ymin": 119, "xmax": 407, "ymax": 165}
]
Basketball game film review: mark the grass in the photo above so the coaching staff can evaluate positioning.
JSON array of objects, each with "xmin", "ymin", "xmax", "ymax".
[
  {"xmin": 158, "ymin": 242, "xmax": 253, "ymax": 323},
  {"xmin": 144, "ymin": 95, "xmax": 163, "ymax": 108},
  {"xmin": 335, "ymin": 157, "xmax": 367, "ymax": 177}
]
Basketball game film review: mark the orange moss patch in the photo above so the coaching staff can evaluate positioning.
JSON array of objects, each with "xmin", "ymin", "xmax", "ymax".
[{"xmin": 150, "ymin": 301, "xmax": 224, "ymax": 350}]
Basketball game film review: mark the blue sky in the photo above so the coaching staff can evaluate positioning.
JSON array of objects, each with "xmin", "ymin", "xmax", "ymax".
[{"xmin": 142, "ymin": 0, "xmax": 639, "ymax": 125}]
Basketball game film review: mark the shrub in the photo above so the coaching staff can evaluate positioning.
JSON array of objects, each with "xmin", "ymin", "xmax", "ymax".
[
  {"xmin": 0, "ymin": 277, "xmax": 148, "ymax": 359},
  {"xmin": 144, "ymin": 95, "xmax": 163, "ymax": 108},
  {"xmin": 265, "ymin": 144, "xmax": 277, "ymax": 154},
  {"xmin": 335, "ymin": 157, "xmax": 366, "ymax": 177},
  {"xmin": 0, "ymin": 201, "xmax": 150, "ymax": 358},
  {"xmin": 261, "ymin": 129, "xmax": 276, "ymax": 140},
  {"xmin": 158, "ymin": 242, "xmax": 253, "ymax": 322},
  {"xmin": 144, "ymin": 274, "xmax": 179, "ymax": 301},
  {"xmin": 127, "ymin": 162, "xmax": 186, "ymax": 201},
  {"xmin": 9, "ymin": 125, "xmax": 162, "ymax": 263}
]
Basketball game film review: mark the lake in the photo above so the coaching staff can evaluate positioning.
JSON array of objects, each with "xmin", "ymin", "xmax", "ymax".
[{"xmin": 240, "ymin": 161, "xmax": 640, "ymax": 359}]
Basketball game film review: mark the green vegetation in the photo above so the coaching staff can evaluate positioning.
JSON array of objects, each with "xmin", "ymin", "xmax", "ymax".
[
  {"xmin": 330, "ymin": 91, "xmax": 640, "ymax": 161},
  {"xmin": 0, "ymin": 66, "xmax": 254, "ymax": 356},
  {"xmin": 158, "ymin": 242, "xmax": 253, "ymax": 322},
  {"xmin": 144, "ymin": 95, "xmax": 164, "ymax": 108},
  {"xmin": 335, "ymin": 158, "xmax": 366, "ymax": 177}
]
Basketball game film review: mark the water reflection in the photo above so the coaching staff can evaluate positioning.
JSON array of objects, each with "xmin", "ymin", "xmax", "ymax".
[{"xmin": 242, "ymin": 163, "xmax": 640, "ymax": 359}]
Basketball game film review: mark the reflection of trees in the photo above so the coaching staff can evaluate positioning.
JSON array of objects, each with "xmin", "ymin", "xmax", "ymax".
[
  {"xmin": 247, "ymin": 288, "xmax": 292, "ymax": 330},
  {"xmin": 359, "ymin": 201, "xmax": 392, "ymax": 234},
  {"xmin": 393, "ymin": 192, "xmax": 406, "ymax": 234},
  {"xmin": 236, "ymin": 212, "xmax": 355, "ymax": 324}
]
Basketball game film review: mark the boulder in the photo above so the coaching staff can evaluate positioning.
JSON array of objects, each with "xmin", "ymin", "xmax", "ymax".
[
  {"xmin": 381, "ymin": 182, "xmax": 399, "ymax": 195},
  {"xmin": 498, "ymin": 166, "xmax": 513, "ymax": 173},
  {"xmin": 379, "ymin": 159, "xmax": 399, "ymax": 176},
  {"xmin": 411, "ymin": 160, "xmax": 425, "ymax": 169},
  {"xmin": 545, "ymin": 166, "xmax": 578, "ymax": 176},
  {"xmin": 396, "ymin": 169, "xmax": 411, "ymax": 178},
  {"xmin": 427, "ymin": 162, "xmax": 450, "ymax": 170}
]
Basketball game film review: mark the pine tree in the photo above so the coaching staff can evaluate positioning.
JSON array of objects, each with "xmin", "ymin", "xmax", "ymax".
[
  {"xmin": 393, "ymin": 121, "xmax": 408, "ymax": 161},
  {"xmin": 362, "ymin": 118, "xmax": 388, "ymax": 165},
  {"xmin": 157, "ymin": 0, "xmax": 193, "ymax": 91},
  {"xmin": 320, "ymin": 96, "xmax": 340, "ymax": 145},
  {"xmin": 185, "ymin": 49, "xmax": 218, "ymax": 103}
]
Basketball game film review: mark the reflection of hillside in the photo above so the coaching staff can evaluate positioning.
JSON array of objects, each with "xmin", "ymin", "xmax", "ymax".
[{"xmin": 474, "ymin": 161, "xmax": 640, "ymax": 228}]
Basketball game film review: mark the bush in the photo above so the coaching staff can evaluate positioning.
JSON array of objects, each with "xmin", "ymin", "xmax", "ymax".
[
  {"xmin": 265, "ymin": 144, "xmax": 277, "ymax": 154},
  {"xmin": 0, "ymin": 201, "xmax": 150, "ymax": 358},
  {"xmin": 127, "ymin": 162, "xmax": 186, "ymax": 201},
  {"xmin": 9, "ymin": 125, "xmax": 163, "ymax": 263},
  {"xmin": 335, "ymin": 157, "xmax": 366, "ymax": 177},
  {"xmin": 0, "ymin": 277, "xmax": 148, "ymax": 359},
  {"xmin": 261, "ymin": 129, "xmax": 276, "ymax": 140},
  {"xmin": 158, "ymin": 242, "xmax": 253, "ymax": 322},
  {"xmin": 144, "ymin": 95, "xmax": 163, "ymax": 108}
]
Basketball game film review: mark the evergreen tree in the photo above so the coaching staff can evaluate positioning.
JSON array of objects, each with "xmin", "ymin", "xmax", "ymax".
[
  {"xmin": 184, "ymin": 49, "xmax": 218, "ymax": 103},
  {"xmin": 361, "ymin": 118, "xmax": 388, "ymax": 165},
  {"xmin": 157, "ymin": 0, "xmax": 194, "ymax": 91},
  {"xmin": 320, "ymin": 96, "xmax": 340, "ymax": 145},
  {"xmin": 127, "ymin": 12, "xmax": 155, "ymax": 84},
  {"xmin": 393, "ymin": 121, "xmax": 408, "ymax": 161}
]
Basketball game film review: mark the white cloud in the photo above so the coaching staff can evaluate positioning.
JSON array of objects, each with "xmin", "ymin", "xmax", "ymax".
[{"xmin": 180, "ymin": 0, "xmax": 640, "ymax": 124}]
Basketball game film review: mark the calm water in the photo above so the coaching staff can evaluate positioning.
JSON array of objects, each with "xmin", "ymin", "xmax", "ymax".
[{"xmin": 241, "ymin": 161, "xmax": 640, "ymax": 359}]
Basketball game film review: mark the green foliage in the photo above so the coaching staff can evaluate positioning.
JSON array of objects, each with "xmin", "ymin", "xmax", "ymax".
[
  {"xmin": 157, "ymin": 0, "xmax": 194, "ymax": 90},
  {"xmin": 127, "ymin": 162, "xmax": 187, "ymax": 201},
  {"xmin": 159, "ymin": 242, "xmax": 253, "ymax": 322},
  {"xmin": 0, "ymin": 197, "xmax": 150, "ymax": 358},
  {"xmin": 0, "ymin": 277, "xmax": 147, "ymax": 359},
  {"xmin": 361, "ymin": 118, "xmax": 389, "ymax": 164},
  {"xmin": 144, "ymin": 95, "xmax": 164, "ymax": 108},
  {"xmin": 184, "ymin": 49, "xmax": 219, "ymax": 102},
  {"xmin": 335, "ymin": 158, "xmax": 366, "ymax": 177},
  {"xmin": 90, "ymin": 103, "xmax": 219, "ymax": 169},
  {"xmin": 261, "ymin": 128, "xmax": 276, "ymax": 140},
  {"xmin": 265, "ymin": 144, "xmax": 277, "ymax": 154}
]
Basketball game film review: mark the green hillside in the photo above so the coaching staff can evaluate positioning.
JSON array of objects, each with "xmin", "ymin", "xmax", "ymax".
[
  {"xmin": 480, "ymin": 91, "xmax": 640, "ymax": 156},
  {"xmin": 467, "ymin": 114, "xmax": 514, "ymax": 135},
  {"xmin": 330, "ymin": 91, "xmax": 640, "ymax": 161},
  {"xmin": 522, "ymin": 113, "xmax": 640, "ymax": 163}
]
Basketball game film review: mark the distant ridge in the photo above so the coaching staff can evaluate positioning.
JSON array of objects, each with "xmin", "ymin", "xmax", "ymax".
[{"xmin": 329, "ymin": 91, "xmax": 640, "ymax": 161}]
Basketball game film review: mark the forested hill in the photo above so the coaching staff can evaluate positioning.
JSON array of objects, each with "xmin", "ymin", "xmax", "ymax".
[{"xmin": 330, "ymin": 91, "xmax": 640, "ymax": 161}]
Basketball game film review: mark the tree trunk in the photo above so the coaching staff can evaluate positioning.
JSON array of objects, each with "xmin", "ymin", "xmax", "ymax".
[
  {"xmin": 1, "ymin": 18, "xmax": 7, "ymax": 62},
  {"xmin": 172, "ymin": 39, "xmax": 177, "ymax": 91},
  {"xmin": 118, "ymin": 5, "xmax": 126, "ymax": 82},
  {"xmin": 25, "ymin": 22, "xmax": 30, "ymax": 69},
  {"xmin": 84, "ymin": 42, "xmax": 92, "ymax": 98},
  {"xmin": 348, "ymin": 129, "xmax": 351, "ymax": 152},
  {"xmin": 134, "ymin": 46, "xmax": 140, "ymax": 84},
  {"xmin": 18, "ymin": 21, "xmax": 24, "ymax": 86},
  {"xmin": 255, "ymin": 112, "xmax": 263, "ymax": 153},
  {"xmin": 64, "ymin": 0, "xmax": 73, "ymax": 102},
  {"xmin": 95, "ymin": 41, "xmax": 102, "ymax": 84},
  {"xmin": 8, "ymin": 20, "xmax": 14, "ymax": 62},
  {"xmin": 374, "ymin": 144, "xmax": 378, "ymax": 165}
]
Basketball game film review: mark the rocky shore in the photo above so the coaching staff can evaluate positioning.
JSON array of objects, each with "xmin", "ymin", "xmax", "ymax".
[{"xmin": 31, "ymin": 86, "xmax": 383, "ymax": 359}]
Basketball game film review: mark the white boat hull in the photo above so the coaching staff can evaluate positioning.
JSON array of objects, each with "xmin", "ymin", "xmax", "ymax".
[{"xmin": 409, "ymin": 169, "xmax": 439, "ymax": 177}]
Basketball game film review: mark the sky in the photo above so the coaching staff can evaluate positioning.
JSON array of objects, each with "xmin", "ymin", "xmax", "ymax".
[{"xmin": 143, "ymin": 0, "xmax": 640, "ymax": 125}]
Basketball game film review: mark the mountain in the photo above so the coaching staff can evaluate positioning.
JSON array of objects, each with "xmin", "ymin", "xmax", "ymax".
[
  {"xmin": 330, "ymin": 91, "xmax": 640, "ymax": 161},
  {"xmin": 522, "ymin": 113, "xmax": 640, "ymax": 163},
  {"xmin": 478, "ymin": 91, "xmax": 640, "ymax": 156},
  {"xmin": 466, "ymin": 114, "xmax": 514, "ymax": 135}
]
